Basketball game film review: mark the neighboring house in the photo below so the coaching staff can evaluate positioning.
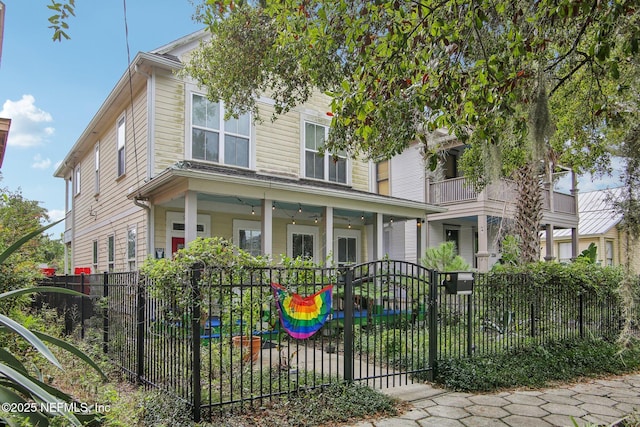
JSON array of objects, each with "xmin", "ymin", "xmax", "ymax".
[
  {"xmin": 541, "ymin": 187, "xmax": 639, "ymax": 268},
  {"xmin": 383, "ymin": 132, "xmax": 580, "ymax": 272},
  {"xmin": 54, "ymin": 30, "xmax": 445, "ymax": 274}
]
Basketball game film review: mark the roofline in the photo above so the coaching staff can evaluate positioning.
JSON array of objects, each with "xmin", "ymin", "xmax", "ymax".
[
  {"xmin": 131, "ymin": 167, "xmax": 447, "ymax": 215},
  {"xmin": 53, "ymin": 52, "xmax": 182, "ymax": 178}
]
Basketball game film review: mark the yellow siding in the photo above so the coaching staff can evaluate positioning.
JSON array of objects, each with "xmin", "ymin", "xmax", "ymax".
[
  {"xmin": 71, "ymin": 84, "xmax": 149, "ymax": 272},
  {"xmin": 154, "ymin": 71, "xmax": 186, "ymax": 174},
  {"xmin": 255, "ymin": 102, "xmax": 301, "ymax": 177}
]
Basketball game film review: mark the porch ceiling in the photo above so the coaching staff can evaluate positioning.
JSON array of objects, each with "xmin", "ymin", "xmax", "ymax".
[{"xmin": 134, "ymin": 162, "xmax": 446, "ymax": 221}]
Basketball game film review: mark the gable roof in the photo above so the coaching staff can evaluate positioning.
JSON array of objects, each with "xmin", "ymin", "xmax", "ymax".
[{"xmin": 553, "ymin": 187, "xmax": 624, "ymax": 238}]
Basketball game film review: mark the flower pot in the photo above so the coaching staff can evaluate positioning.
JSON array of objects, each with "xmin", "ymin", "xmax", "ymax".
[{"xmin": 232, "ymin": 335, "xmax": 262, "ymax": 362}]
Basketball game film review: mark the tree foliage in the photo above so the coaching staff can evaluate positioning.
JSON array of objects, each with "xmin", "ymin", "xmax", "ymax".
[
  {"xmin": 188, "ymin": 0, "xmax": 639, "ymax": 173},
  {"xmin": 47, "ymin": 0, "xmax": 76, "ymax": 42}
]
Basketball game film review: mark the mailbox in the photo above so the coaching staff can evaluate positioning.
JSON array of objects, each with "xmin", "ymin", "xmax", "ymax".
[{"xmin": 443, "ymin": 272, "xmax": 474, "ymax": 295}]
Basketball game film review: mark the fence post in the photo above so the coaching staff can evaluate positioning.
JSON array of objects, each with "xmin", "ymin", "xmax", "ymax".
[
  {"xmin": 136, "ymin": 273, "xmax": 145, "ymax": 383},
  {"xmin": 191, "ymin": 264, "xmax": 202, "ymax": 423},
  {"xmin": 467, "ymin": 293, "xmax": 473, "ymax": 357},
  {"xmin": 428, "ymin": 269, "xmax": 439, "ymax": 381},
  {"xmin": 80, "ymin": 273, "xmax": 86, "ymax": 339},
  {"xmin": 343, "ymin": 267, "xmax": 354, "ymax": 383},
  {"xmin": 579, "ymin": 293, "xmax": 584, "ymax": 339},
  {"xmin": 103, "ymin": 272, "xmax": 109, "ymax": 354}
]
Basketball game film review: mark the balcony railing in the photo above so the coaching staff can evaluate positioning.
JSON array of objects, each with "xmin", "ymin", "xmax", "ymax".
[{"xmin": 429, "ymin": 177, "xmax": 576, "ymax": 214}]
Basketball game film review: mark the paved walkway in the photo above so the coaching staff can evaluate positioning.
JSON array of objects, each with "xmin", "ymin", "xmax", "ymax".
[{"xmin": 349, "ymin": 374, "xmax": 640, "ymax": 427}]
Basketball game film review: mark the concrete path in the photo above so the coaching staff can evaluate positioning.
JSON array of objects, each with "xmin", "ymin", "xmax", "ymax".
[{"xmin": 348, "ymin": 374, "xmax": 640, "ymax": 427}]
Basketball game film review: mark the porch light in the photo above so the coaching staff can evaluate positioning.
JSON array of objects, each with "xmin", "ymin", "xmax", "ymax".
[
  {"xmin": 314, "ymin": 217, "xmax": 318, "ymax": 223},
  {"xmin": 292, "ymin": 216, "xmax": 296, "ymax": 225},
  {"xmin": 272, "ymin": 202, "xmax": 276, "ymax": 210},
  {"xmin": 361, "ymin": 213, "xmax": 365, "ymax": 220},
  {"xmin": 298, "ymin": 204, "xmax": 302, "ymax": 213},
  {"xmin": 251, "ymin": 206, "xmax": 255, "ymax": 215},
  {"xmin": 348, "ymin": 222, "xmax": 351, "ymax": 229}
]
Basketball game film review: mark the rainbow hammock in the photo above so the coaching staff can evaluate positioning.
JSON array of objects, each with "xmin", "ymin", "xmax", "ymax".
[{"xmin": 271, "ymin": 283, "xmax": 333, "ymax": 340}]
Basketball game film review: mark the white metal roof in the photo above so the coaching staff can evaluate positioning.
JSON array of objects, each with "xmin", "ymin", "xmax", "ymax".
[{"xmin": 553, "ymin": 187, "xmax": 623, "ymax": 238}]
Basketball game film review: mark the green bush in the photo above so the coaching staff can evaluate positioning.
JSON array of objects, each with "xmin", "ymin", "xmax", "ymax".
[{"xmin": 435, "ymin": 338, "xmax": 640, "ymax": 392}]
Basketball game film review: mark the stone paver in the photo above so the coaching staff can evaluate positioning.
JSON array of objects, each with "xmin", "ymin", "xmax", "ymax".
[{"xmin": 351, "ymin": 374, "xmax": 640, "ymax": 427}]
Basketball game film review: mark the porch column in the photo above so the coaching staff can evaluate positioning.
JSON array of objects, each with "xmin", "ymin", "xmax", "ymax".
[
  {"xmin": 416, "ymin": 219, "xmax": 423, "ymax": 265},
  {"xmin": 571, "ymin": 227, "xmax": 579, "ymax": 260},
  {"xmin": 184, "ymin": 190, "xmax": 198, "ymax": 247},
  {"xmin": 373, "ymin": 213, "xmax": 384, "ymax": 260},
  {"xmin": 544, "ymin": 224, "xmax": 555, "ymax": 262},
  {"xmin": 324, "ymin": 207, "xmax": 334, "ymax": 266},
  {"xmin": 476, "ymin": 214, "xmax": 490, "ymax": 272},
  {"xmin": 261, "ymin": 199, "xmax": 273, "ymax": 258}
]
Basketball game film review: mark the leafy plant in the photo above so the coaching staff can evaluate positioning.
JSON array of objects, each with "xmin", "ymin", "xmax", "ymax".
[
  {"xmin": 421, "ymin": 241, "xmax": 471, "ymax": 272},
  {"xmin": 0, "ymin": 221, "xmax": 106, "ymax": 426},
  {"xmin": 576, "ymin": 242, "xmax": 598, "ymax": 264},
  {"xmin": 498, "ymin": 235, "xmax": 521, "ymax": 267}
]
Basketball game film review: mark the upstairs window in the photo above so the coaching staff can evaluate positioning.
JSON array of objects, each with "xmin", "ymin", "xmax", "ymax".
[
  {"xmin": 94, "ymin": 143, "xmax": 100, "ymax": 195},
  {"xmin": 74, "ymin": 165, "xmax": 81, "ymax": 196},
  {"xmin": 117, "ymin": 115, "xmax": 126, "ymax": 177},
  {"xmin": 191, "ymin": 94, "xmax": 250, "ymax": 168},
  {"xmin": 304, "ymin": 122, "xmax": 346, "ymax": 184}
]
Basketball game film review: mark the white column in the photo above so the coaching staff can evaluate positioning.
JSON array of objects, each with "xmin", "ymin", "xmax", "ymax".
[
  {"xmin": 324, "ymin": 206, "xmax": 334, "ymax": 266},
  {"xmin": 476, "ymin": 214, "xmax": 490, "ymax": 272},
  {"xmin": 374, "ymin": 213, "xmax": 384, "ymax": 260},
  {"xmin": 261, "ymin": 199, "xmax": 273, "ymax": 258},
  {"xmin": 184, "ymin": 190, "xmax": 198, "ymax": 247}
]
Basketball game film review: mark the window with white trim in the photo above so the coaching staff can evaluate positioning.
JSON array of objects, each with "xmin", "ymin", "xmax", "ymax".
[
  {"xmin": 304, "ymin": 122, "xmax": 347, "ymax": 183},
  {"xmin": 334, "ymin": 229, "xmax": 361, "ymax": 266},
  {"xmin": 605, "ymin": 240, "xmax": 613, "ymax": 266},
  {"xmin": 107, "ymin": 235, "xmax": 115, "ymax": 272},
  {"xmin": 116, "ymin": 115, "xmax": 126, "ymax": 177},
  {"xmin": 92, "ymin": 240, "xmax": 98, "ymax": 273},
  {"xmin": 287, "ymin": 224, "xmax": 319, "ymax": 262},
  {"xmin": 94, "ymin": 143, "xmax": 100, "ymax": 195},
  {"xmin": 233, "ymin": 220, "xmax": 261, "ymax": 256},
  {"xmin": 558, "ymin": 242, "xmax": 572, "ymax": 263},
  {"xmin": 127, "ymin": 226, "xmax": 136, "ymax": 271},
  {"xmin": 191, "ymin": 94, "xmax": 250, "ymax": 167},
  {"xmin": 74, "ymin": 165, "xmax": 81, "ymax": 196}
]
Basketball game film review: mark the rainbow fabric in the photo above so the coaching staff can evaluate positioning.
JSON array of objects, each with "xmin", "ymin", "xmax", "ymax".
[{"xmin": 271, "ymin": 283, "xmax": 333, "ymax": 340}]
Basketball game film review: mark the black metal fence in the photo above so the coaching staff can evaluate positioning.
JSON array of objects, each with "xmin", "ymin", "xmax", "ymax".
[{"xmin": 36, "ymin": 262, "xmax": 635, "ymax": 421}]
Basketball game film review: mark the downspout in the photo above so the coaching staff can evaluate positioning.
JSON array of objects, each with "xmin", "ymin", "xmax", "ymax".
[
  {"xmin": 133, "ymin": 63, "xmax": 154, "ymax": 259},
  {"xmin": 134, "ymin": 196, "xmax": 152, "ymax": 259}
]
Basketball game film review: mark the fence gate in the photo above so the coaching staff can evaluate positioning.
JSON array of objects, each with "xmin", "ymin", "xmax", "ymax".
[{"xmin": 339, "ymin": 260, "xmax": 435, "ymax": 387}]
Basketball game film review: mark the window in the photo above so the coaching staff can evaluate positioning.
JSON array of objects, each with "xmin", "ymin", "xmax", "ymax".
[
  {"xmin": 92, "ymin": 240, "xmax": 98, "ymax": 273},
  {"xmin": 558, "ymin": 242, "xmax": 572, "ymax": 263},
  {"xmin": 304, "ymin": 122, "xmax": 347, "ymax": 183},
  {"xmin": 335, "ymin": 230, "xmax": 360, "ymax": 266},
  {"xmin": 377, "ymin": 160, "xmax": 389, "ymax": 195},
  {"xmin": 191, "ymin": 94, "xmax": 250, "ymax": 167},
  {"xmin": 287, "ymin": 225, "xmax": 319, "ymax": 262},
  {"xmin": 94, "ymin": 143, "xmax": 100, "ymax": 195},
  {"xmin": 74, "ymin": 165, "xmax": 81, "ymax": 195},
  {"xmin": 233, "ymin": 220, "xmax": 261, "ymax": 257},
  {"xmin": 117, "ymin": 115, "xmax": 126, "ymax": 177},
  {"xmin": 605, "ymin": 240, "xmax": 614, "ymax": 266},
  {"xmin": 127, "ymin": 227, "xmax": 136, "ymax": 271},
  {"xmin": 107, "ymin": 235, "xmax": 115, "ymax": 272}
]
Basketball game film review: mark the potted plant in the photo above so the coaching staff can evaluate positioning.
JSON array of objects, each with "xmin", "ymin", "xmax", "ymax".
[{"xmin": 230, "ymin": 287, "xmax": 265, "ymax": 362}]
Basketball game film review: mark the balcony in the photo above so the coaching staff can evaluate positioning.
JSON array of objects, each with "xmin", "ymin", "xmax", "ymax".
[{"xmin": 428, "ymin": 177, "xmax": 576, "ymax": 215}]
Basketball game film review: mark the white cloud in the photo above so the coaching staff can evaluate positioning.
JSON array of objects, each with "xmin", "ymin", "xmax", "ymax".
[
  {"xmin": 0, "ymin": 95, "xmax": 55, "ymax": 147},
  {"xmin": 32, "ymin": 154, "xmax": 52, "ymax": 169},
  {"xmin": 555, "ymin": 156, "xmax": 625, "ymax": 193},
  {"xmin": 48, "ymin": 209, "xmax": 66, "ymax": 222}
]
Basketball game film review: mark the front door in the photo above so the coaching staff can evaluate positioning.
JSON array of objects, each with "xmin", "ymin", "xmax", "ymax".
[{"xmin": 172, "ymin": 237, "xmax": 185, "ymax": 257}]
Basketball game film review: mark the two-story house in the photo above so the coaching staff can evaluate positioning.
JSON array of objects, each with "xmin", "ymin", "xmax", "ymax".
[
  {"xmin": 54, "ymin": 30, "xmax": 445, "ymax": 273},
  {"xmin": 382, "ymin": 130, "xmax": 580, "ymax": 272},
  {"xmin": 541, "ymin": 187, "xmax": 639, "ymax": 268}
]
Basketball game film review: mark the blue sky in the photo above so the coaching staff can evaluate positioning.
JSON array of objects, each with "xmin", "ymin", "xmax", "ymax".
[
  {"xmin": 0, "ymin": 1, "xmax": 624, "ymax": 239},
  {"xmin": 0, "ymin": 0, "xmax": 202, "ymax": 236}
]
